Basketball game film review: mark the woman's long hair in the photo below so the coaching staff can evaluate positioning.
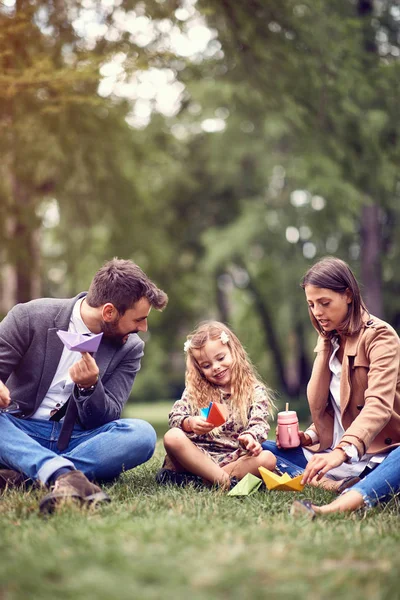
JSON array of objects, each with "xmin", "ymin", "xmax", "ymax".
[
  {"xmin": 301, "ymin": 256, "xmax": 369, "ymax": 337},
  {"xmin": 184, "ymin": 321, "xmax": 275, "ymax": 426}
]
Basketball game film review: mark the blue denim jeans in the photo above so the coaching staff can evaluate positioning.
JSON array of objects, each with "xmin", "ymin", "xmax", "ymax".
[
  {"xmin": 350, "ymin": 446, "xmax": 400, "ymax": 508},
  {"xmin": 262, "ymin": 440, "xmax": 308, "ymax": 477},
  {"xmin": 0, "ymin": 413, "xmax": 156, "ymax": 485}
]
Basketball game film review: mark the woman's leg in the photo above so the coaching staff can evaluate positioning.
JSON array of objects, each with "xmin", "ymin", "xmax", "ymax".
[
  {"xmin": 312, "ymin": 490, "xmax": 365, "ymax": 514},
  {"xmin": 222, "ymin": 450, "xmax": 276, "ymax": 479},
  {"xmin": 316, "ymin": 447, "xmax": 400, "ymax": 512},
  {"xmin": 163, "ymin": 428, "xmax": 230, "ymax": 485}
]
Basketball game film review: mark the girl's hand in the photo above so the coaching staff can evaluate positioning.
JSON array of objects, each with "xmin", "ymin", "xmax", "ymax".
[
  {"xmin": 69, "ymin": 352, "xmax": 99, "ymax": 388},
  {"xmin": 301, "ymin": 448, "xmax": 345, "ymax": 485},
  {"xmin": 238, "ymin": 434, "xmax": 262, "ymax": 456},
  {"xmin": 186, "ymin": 416, "xmax": 215, "ymax": 435}
]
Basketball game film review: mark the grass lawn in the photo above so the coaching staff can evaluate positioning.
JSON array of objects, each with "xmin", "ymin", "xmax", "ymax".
[{"xmin": 0, "ymin": 402, "xmax": 399, "ymax": 600}]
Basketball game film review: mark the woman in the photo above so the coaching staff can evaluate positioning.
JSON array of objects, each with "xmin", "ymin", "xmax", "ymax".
[{"xmin": 262, "ymin": 256, "xmax": 400, "ymax": 492}]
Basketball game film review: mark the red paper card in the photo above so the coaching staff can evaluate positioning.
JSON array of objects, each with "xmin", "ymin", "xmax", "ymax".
[{"xmin": 207, "ymin": 402, "xmax": 228, "ymax": 427}]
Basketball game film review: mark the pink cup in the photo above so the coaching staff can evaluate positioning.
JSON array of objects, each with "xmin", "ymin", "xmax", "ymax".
[{"xmin": 277, "ymin": 410, "xmax": 300, "ymax": 449}]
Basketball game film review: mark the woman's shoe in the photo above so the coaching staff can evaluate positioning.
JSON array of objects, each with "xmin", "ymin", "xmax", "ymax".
[
  {"xmin": 289, "ymin": 499, "xmax": 316, "ymax": 520},
  {"xmin": 336, "ymin": 476, "xmax": 361, "ymax": 494}
]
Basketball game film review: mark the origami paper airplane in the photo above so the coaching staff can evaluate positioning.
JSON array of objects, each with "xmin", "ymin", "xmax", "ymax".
[
  {"xmin": 227, "ymin": 473, "xmax": 263, "ymax": 496},
  {"xmin": 258, "ymin": 467, "xmax": 305, "ymax": 492},
  {"xmin": 200, "ymin": 402, "xmax": 228, "ymax": 427},
  {"xmin": 57, "ymin": 330, "xmax": 103, "ymax": 353}
]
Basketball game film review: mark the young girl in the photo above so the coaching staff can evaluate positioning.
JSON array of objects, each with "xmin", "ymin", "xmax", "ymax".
[{"xmin": 157, "ymin": 321, "xmax": 276, "ymax": 488}]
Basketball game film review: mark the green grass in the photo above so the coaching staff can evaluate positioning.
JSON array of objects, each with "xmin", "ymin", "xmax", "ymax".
[{"xmin": 0, "ymin": 402, "xmax": 399, "ymax": 600}]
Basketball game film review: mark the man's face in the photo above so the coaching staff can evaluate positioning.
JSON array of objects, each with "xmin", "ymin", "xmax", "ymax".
[{"xmin": 101, "ymin": 297, "xmax": 151, "ymax": 346}]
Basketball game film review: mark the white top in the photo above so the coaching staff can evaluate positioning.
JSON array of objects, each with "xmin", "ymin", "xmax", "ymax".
[
  {"xmin": 303, "ymin": 337, "xmax": 385, "ymax": 480},
  {"xmin": 32, "ymin": 297, "xmax": 91, "ymax": 420}
]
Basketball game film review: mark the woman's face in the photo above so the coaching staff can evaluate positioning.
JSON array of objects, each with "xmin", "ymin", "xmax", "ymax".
[{"xmin": 304, "ymin": 285, "xmax": 352, "ymax": 333}]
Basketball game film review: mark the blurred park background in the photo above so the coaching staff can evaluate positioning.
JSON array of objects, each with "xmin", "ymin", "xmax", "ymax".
[{"xmin": 1, "ymin": 0, "xmax": 399, "ymax": 414}]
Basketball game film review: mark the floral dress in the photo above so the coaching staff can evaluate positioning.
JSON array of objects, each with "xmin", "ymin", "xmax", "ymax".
[{"xmin": 168, "ymin": 385, "xmax": 272, "ymax": 467}]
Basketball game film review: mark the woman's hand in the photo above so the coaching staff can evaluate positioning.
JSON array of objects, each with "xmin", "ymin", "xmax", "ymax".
[
  {"xmin": 238, "ymin": 433, "xmax": 262, "ymax": 456},
  {"xmin": 275, "ymin": 427, "xmax": 312, "ymax": 449},
  {"xmin": 299, "ymin": 431, "xmax": 313, "ymax": 447},
  {"xmin": 301, "ymin": 448, "xmax": 346, "ymax": 485},
  {"xmin": 186, "ymin": 416, "xmax": 215, "ymax": 435}
]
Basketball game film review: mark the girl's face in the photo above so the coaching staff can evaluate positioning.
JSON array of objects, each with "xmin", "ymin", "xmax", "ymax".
[
  {"xmin": 305, "ymin": 285, "xmax": 352, "ymax": 333},
  {"xmin": 192, "ymin": 338, "xmax": 233, "ymax": 393}
]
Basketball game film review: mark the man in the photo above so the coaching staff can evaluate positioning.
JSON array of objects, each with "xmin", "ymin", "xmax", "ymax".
[{"xmin": 0, "ymin": 258, "xmax": 168, "ymax": 513}]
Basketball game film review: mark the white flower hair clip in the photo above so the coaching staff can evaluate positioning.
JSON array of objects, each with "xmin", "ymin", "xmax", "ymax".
[
  {"xmin": 183, "ymin": 339, "xmax": 192, "ymax": 353},
  {"xmin": 220, "ymin": 331, "xmax": 230, "ymax": 344}
]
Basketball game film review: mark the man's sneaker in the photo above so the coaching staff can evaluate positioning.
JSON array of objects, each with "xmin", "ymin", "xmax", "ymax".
[
  {"xmin": 39, "ymin": 470, "xmax": 111, "ymax": 514},
  {"xmin": 0, "ymin": 469, "xmax": 28, "ymax": 492}
]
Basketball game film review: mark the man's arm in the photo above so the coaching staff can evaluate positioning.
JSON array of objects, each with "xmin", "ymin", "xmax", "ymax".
[
  {"xmin": 69, "ymin": 338, "xmax": 144, "ymax": 429},
  {"xmin": 0, "ymin": 304, "xmax": 30, "ymax": 384}
]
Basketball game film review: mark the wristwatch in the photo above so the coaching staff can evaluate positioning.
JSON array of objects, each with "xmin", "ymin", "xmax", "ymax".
[
  {"xmin": 336, "ymin": 443, "xmax": 359, "ymax": 464},
  {"xmin": 76, "ymin": 383, "xmax": 97, "ymax": 396}
]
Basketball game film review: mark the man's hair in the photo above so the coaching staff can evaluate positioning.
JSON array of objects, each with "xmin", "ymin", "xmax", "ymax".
[{"xmin": 86, "ymin": 258, "xmax": 168, "ymax": 314}]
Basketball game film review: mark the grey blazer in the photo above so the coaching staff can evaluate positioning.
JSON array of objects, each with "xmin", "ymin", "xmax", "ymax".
[{"xmin": 0, "ymin": 293, "xmax": 144, "ymax": 432}]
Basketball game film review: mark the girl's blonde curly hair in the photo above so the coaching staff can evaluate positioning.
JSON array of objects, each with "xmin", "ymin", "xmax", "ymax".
[{"xmin": 184, "ymin": 321, "xmax": 275, "ymax": 427}]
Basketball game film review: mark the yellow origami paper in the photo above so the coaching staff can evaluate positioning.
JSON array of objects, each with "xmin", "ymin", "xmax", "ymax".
[{"xmin": 258, "ymin": 467, "xmax": 305, "ymax": 492}]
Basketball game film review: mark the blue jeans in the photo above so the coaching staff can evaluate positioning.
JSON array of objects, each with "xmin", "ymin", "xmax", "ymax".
[
  {"xmin": 350, "ymin": 446, "xmax": 400, "ymax": 508},
  {"xmin": 262, "ymin": 441, "xmax": 308, "ymax": 477},
  {"xmin": 0, "ymin": 413, "xmax": 156, "ymax": 485}
]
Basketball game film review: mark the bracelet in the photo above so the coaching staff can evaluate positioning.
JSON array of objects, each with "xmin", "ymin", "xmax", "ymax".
[
  {"xmin": 183, "ymin": 416, "xmax": 192, "ymax": 432},
  {"xmin": 77, "ymin": 381, "xmax": 98, "ymax": 396}
]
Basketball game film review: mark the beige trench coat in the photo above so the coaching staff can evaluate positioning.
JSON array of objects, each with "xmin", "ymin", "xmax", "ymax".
[{"xmin": 306, "ymin": 314, "xmax": 400, "ymax": 458}]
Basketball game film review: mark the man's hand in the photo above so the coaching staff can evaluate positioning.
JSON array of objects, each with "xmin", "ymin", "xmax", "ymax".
[
  {"xmin": 69, "ymin": 352, "xmax": 99, "ymax": 389},
  {"xmin": 186, "ymin": 416, "xmax": 215, "ymax": 435},
  {"xmin": 301, "ymin": 448, "xmax": 345, "ymax": 485},
  {"xmin": 238, "ymin": 433, "xmax": 262, "ymax": 456},
  {"xmin": 0, "ymin": 380, "xmax": 11, "ymax": 408}
]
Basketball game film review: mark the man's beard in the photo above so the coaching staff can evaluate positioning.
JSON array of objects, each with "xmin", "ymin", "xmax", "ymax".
[{"xmin": 101, "ymin": 319, "xmax": 137, "ymax": 347}]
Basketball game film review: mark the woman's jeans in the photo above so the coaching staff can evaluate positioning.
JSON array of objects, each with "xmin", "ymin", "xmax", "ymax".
[
  {"xmin": 350, "ymin": 446, "xmax": 400, "ymax": 508},
  {"xmin": 0, "ymin": 413, "xmax": 156, "ymax": 485},
  {"xmin": 262, "ymin": 440, "xmax": 308, "ymax": 477}
]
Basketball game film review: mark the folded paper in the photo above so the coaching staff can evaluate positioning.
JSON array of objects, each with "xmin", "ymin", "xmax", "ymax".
[
  {"xmin": 57, "ymin": 330, "xmax": 103, "ymax": 353},
  {"xmin": 200, "ymin": 402, "xmax": 212, "ymax": 419},
  {"xmin": 200, "ymin": 402, "xmax": 228, "ymax": 426},
  {"xmin": 258, "ymin": 467, "xmax": 305, "ymax": 492},
  {"xmin": 228, "ymin": 473, "xmax": 263, "ymax": 496}
]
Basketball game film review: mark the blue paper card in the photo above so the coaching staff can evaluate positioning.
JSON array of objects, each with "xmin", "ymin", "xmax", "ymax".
[{"xmin": 200, "ymin": 402, "xmax": 212, "ymax": 419}]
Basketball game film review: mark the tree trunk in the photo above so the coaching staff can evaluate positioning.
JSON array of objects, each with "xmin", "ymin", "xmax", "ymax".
[{"xmin": 360, "ymin": 204, "xmax": 383, "ymax": 317}]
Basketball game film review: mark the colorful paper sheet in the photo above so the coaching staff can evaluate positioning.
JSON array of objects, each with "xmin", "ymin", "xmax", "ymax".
[
  {"xmin": 200, "ymin": 402, "xmax": 212, "ymax": 419},
  {"xmin": 227, "ymin": 473, "xmax": 263, "ymax": 496},
  {"xmin": 199, "ymin": 402, "xmax": 228, "ymax": 426},
  {"xmin": 258, "ymin": 467, "xmax": 305, "ymax": 492},
  {"xmin": 57, "ymin": 330, "xmax": 103, "ymax": 353},
  {"xmin": 207, "ymin": 402, "xmax": 228, "ymax": 426}
]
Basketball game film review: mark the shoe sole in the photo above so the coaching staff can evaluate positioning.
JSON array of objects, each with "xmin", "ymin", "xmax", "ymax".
[
  {"xmin": 39, "ymin": 491, "xmax": 111, "ymax": 514},
  {"xmin": 290, "ymin": 500, "xmax": 316, "ymax": 520}
]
